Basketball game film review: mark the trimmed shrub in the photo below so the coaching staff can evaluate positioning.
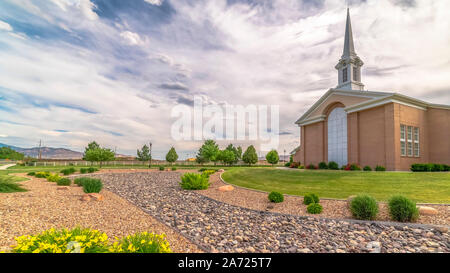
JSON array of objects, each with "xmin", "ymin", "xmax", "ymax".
[
  {"xmin": 289, "ymin": 162, "xmax": 300, "ymax": 168},
  {"xmin": 343, "ymin": 164, "xmax": 361, "ymax": 171},
  {"xmin": 82, "ymin": 178, "xmax": 103, "ymax": 193},
  {"xmin": 180, "ymin": 173, "xmax": 210, "ymax": 190},
  {"xmin": 318, "ymin": 162, "xmax": 328, "ymax": 169},
  {"xmin": 306, "ymin": 164, "xmax": 317, "ymax": 170},
  {"xmin": 87, "ymin": 167, "xmax": 98, "ymax": 173},
  {"xmin": 74, "ymin": 177, "xmax": 99, "ymax": 187},
  {"xmin": 46, "ymin": 173, "xmax": 62, "ymax": 182},
  {"xmin": 298, "ymin": 165, "xmax": 305, "ymax": 169},
  {"xmin": 202, "ymin": 170, "xmax": 216, "ymax": 178},
  {"xmin": 328, "ymin": 161, "xmax": 339, "ymax": 170},
  {"xmin": 109, "ymin": 232, "xmax": 172, "ymax": 253},
  {"xmin": 27, "ymin": 172, "xmax": 36, "ymax": 176},
  {"xmin": 411, "ymin": 163, "xmax": 449, "ymax": 172},
  {"xmin": 375, "ymin": 165, "xmax": 386, "ymax": 172},
  {"xmin": 363, "ymin": 166, "xmax": 372, "ymax": 171},
  {"xmin": 388, "ymin": 195, "xmax": 419, "ymax": 222},
  {"xmin": 284, "ymin": 162, "xmax": 291, "ymax": 167},
  {"xmin": 80, "ymin": 168, "xmax": 88, "ymax": 174},
  {"xmin": 198, "ymin": 168, "xmax": 207, "ymax": 172},
  {"xmin": 60, "ymin": 168, "xmax": 76, "ymax": 176},
  {"xmin": 159, "ymin": 166, "xmax": 165, "ymax": 171},
  {"xmin": 307, "ymin": 203, "xmax": 323, "ymax": 214},
  {"xmin": 350, "ymin": 195, "xmax": 379, "ymax": 220},
  {"xmin": 56, "ymin": 178, "xmax": 71, "ymax": 186},
  {"xmin": 11, "ymin": 227, "xmax": 110, "ymax": 253},
  {"xmin": 303, "ymin": 193, "xmax": 319, "ymax": 205},
  {"xmin": 35, "ymin": 172, "xmax": 50, "ymax": 178},
  {"xmin": 171, "ymin": 167, "xmax": 177, "ymax": 171},
  {"xmin": 268, "ymin": 192, "xmax": 284, "ymax": 203}
]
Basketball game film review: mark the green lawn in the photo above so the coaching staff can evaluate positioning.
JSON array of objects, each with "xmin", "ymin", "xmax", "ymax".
[
  {"xmin": 0, "ymin": 173, "xmax": 28, "ymax": 193},
  {"xmin": 222, "ymin": 168, "xmax": 450, "ymax": 203}
]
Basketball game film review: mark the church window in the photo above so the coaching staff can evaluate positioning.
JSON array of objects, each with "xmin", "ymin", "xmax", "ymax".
[
  {"xmin": 414, "ymin": 127, "xmax": 420, "ymax": 157},
  {"xmin": 343, "ymin": 67, "xmax": 348, "ymax": 82},
  {"xmin": 407, "ymin": 126, "xmax": 413, "ymax": 156},
  {"xmin": 400, "ymin": 125, "xmax": 406, "ymax": 156}
]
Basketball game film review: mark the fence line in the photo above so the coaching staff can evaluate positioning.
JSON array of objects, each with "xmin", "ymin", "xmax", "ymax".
[{"xmin": 19, "ymin": 160, "xmax": 278, "ymax": 167}]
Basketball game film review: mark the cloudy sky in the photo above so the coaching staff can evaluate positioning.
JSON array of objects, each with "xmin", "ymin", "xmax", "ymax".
[{"xmin": 0, "ymin": 0, "xmax": 449, "ymax": 159}]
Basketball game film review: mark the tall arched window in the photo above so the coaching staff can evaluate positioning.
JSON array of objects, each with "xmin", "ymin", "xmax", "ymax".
[{"xmin": 328, "ymin": 107, "xmax": 348, "ymax": 166}]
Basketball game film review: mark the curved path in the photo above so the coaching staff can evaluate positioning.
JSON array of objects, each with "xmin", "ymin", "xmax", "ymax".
[
  {"xmin": 0, "ymin": 164, "xmax": 16, "ymax": 170},
  {"xmin": 96, "ymin": 172, "xmax": 449, "ymax": 253}
]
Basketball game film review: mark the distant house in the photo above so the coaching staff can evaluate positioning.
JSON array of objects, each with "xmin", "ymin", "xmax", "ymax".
[{"xmin": 292, "ymin": 9, "xmax": 450, "ymax": 171}]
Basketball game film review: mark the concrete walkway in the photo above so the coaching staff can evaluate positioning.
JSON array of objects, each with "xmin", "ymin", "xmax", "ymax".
[{"xmin": 0, "ymin": 164, "xmax": 16, "ymax": 170}]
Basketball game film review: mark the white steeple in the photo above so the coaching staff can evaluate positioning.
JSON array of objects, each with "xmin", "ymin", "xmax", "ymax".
[{"xmin": 335, "ymin": 8, "xmax": 364, "ymax": 91}]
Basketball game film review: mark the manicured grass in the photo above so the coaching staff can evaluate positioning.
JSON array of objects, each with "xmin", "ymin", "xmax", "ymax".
[
  {"xmin": 0, "ymin": 173, "xmax": 28, "ymax": 193},
  {"xmin": 222, "ymin": 168, "xmax": 450, "ymax": 203}
]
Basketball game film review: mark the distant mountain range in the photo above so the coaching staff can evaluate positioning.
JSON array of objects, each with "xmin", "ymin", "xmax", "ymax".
[{"xmin": 0, "ymin": 143, "xmax": 84, "ymax": 159}]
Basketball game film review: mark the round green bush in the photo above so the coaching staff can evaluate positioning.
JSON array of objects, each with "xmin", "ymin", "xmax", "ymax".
[
  {"xmin": 46, "ymin": 173, "xmax": 62, "ymax": 182},
  {"xmin": 87, "ymin": 167, "xmax": 98, "ymax": 173},
  {"xmin": 171, "ymin": 167, "xmax": 177, "ymax": 171},
  {"xmin": 268, "ymin": 192, "xmax": 284, "ymax": 203},
  {"xmin": 159, "ymin": 166, "xmax": 165, "ymax": 171},
  {"xmin": 388, "ymin": 195, "xmax": 419, "ymax": 222},
  {"xmin": 27, "ymin": 172, "xmax": 36, "ymax": 176},
  {"xmin": 350, "ymin": 195, "xmax": 379, "ymax": 220},
  {"xmin": 56, "ymin": 178, "xmax": 71, "ymax": 186},
  {"xmin": 375, "ymin": 165, "xmax": 386, "ymax": 171},
  {"xmin": 80, "ymin": 168, "xmax": 88, "ymax": 174},
  {"xmin": 327, "ymin": 161, "xmax": 339, "ymax": 170},
  {"xmin": 81, "ymin": 178, "xmax": 103, "ymax": 193},
  {"xmin": 303, "ymin": 193, "xmax": 319, "ymax": 205},
  {"xmin": 318, "ymin": 162, "xmax": 328, "ymax": 169},
  {"xmin": 307, "ymin": 203, "xmax": 323, "ymax": 214},
  {"xmin": 363, "ymin": 166, "xmax": 372, "ymax": 171}
]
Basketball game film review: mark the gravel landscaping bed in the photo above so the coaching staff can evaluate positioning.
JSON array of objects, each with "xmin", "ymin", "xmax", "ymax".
[
  {"xmin": 96, "ymin": 171, "xmax": 449, "ymax": 253},
  {"xmin": 199, "ymin": 173, "xmax": 449, "ymax": 226},
  {"xmin": 0, "ymin": 174, "xmax": 201, "ymax": 253}
]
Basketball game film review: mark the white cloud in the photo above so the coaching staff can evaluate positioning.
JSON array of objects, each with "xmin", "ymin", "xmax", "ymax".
[
  {"xmin": 77, "ymin": 0, "xmax": 98, "ymax": 20},
  {"xmin": 144, "ymin": 0, "xmax": 163, "ymax": 6},
  {"xmin": 120, "ymin": 31, "xmax": 145, "ymax": 46},
  {"xmin": 0, "ymin": 20, "xmax": 13, "ymax": 32}
]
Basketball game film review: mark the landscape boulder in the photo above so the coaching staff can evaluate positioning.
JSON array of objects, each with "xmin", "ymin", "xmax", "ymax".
[
  {"xmin": 80, "ymin": 193, "xmax": 104, "ymax": 202},
  {"xmin": 417, "ymin": 206, "xmax": 438, "ymax": 216},
  {"xmin": 218, "ymin": 185, "xmax": 234, "ymax": 192}
]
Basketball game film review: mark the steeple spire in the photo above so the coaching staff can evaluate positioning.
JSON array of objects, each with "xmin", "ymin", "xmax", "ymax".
[
  {"xmin": 335, "ymin": 8, "xmax": 365, "ymax": 91},
  {"xmin": 343, "ymin": 8, "xmax": 356, "ymax": 58}
]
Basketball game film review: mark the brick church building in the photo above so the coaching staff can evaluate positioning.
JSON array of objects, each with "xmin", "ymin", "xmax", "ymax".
[{"xmin": 292, "ymin": 9, "xmax": 450, "ymax": 171}]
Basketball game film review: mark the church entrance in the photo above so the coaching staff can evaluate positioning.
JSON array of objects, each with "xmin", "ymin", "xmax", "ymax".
[{"xmin": 327, "ymin": 107, "xmax": 348, "ymax": 167}]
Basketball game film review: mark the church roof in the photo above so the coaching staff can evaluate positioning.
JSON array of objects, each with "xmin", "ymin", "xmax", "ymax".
[{"xmin": 295, "ymin": 89, "xmax": 450, "ymax": 126}]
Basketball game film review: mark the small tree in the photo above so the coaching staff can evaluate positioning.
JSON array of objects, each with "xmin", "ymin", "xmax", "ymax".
[
  {"xmin": 84, "ymin": 148, "xmax": 115, "ymax": 168},
  {"xmin": 137, "ymin": 144, "xmax": 151, "ymax": 167},
  {"xmin": 83, "ymin": 141, "xmax": 100, "ymax": 165},
  {"xmin": 266, "ymin": 150, "xmax": 279, "ymax": 166},
  {"xmin": 236, "ymin": 146, "xmax": 242, "ymax": 161},
  {"xmin": 166, "ymin": 147, "xmax": 178, "ymax": 165},
  {"xmin": 242, "ymin": 145, "xmax": 258, "ymax": 165},
  {"xmin": 225, "ymin": 144, "xmax": 240, "ymax": 165},
  {"xmin": 197, "ymin": 140, "xmax": 220, "ymax": 165},
  {"xmin": 220, "ymin": 149, "xmax": 236, "ymax": 166}
]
